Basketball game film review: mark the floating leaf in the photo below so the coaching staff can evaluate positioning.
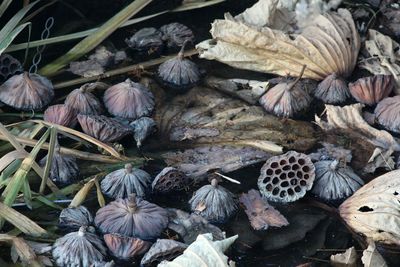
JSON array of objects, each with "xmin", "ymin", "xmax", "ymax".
[
  {"xmin": 361, "ymin": 242, "xmax": 387, "ymax": 267},
  {"xmin": 330, "ymin": 247, "xmax": 357, "ymax": 267},
  {"xmin": 197, "ymin": 1, "xmax": 360, "ymax": 79},
  {"xmin": 158, "ymin": 233, "xmax": 237, "ymax": 267},
  {"xmin": 339, "ymin": 170, "xmax": 400, "ymax": 245},
  {"xmin": 239, "ymin": 189, "xmax": 288, "ymax": 230}
]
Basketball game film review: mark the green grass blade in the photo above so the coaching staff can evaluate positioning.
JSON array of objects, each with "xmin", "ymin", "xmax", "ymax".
[
  {"xmin": 0, "ymin": 1, "xmax": 38, "ymax": 41},
  {"xmin": 0, "ymin": 0, "xmax": 13, "ymax": 18},
  {"xmin": 0, "ymin": 202, "xmax": 48, "ymax": 237},
  {"xmin": 6, "ymin": 11, "xmax": 165, "ymax": 52},
  {"xmin": 0, "ymin": 22, "xmax": 31, "ymax": 56},
  {"xmin": 39, "ymin": 0, "xmax": 152, "ymax": 76},
  {"xmin": 22, "ymin": 179, "xmax": 32, "ymax": 209},
  {"xmin": 40, "ymin": 126, "xmax": 57, "ymax": 194},
  {"xmin": 0, "ymin": 128, "xmax": 50, "ymax": 227},
  {"xmin": 0, "ymin": 159, "xmax": 22, "ymax": 185},
  {"xmin": 33, "ymin": 195, "xmax": 63, "ymax": 210}
]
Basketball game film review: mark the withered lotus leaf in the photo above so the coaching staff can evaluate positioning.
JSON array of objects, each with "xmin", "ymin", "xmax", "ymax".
[
  {"xmin": 349, "ymin": 75, "xmax": 394, "ymax": 106},
  {"xmin": 166, "ymin": 208, "xmax": 225, "ymax": 244},
  {"xmin": 0, "ymin": 72, "xmax": 54, "ymax": 111},
  {"xmin": 197, "ymin": 5, "xmax": 360, "ymax": 80},
  {"xmin": 100, "ymin": 164, "xmax": 152, "ymax": 199},
  {"xmin": 103, "ymin": 233, "xmax": 151, "ymax": 261},
  {"xmin": 152, "ymin": 167, "xmax": 190, "ymax": 193},
  {"xmin": 158, "ymin": 233, "xmax": 238, "ymax": 267},
  {"xmin": 44, "ymin": 104, "xmax": 77, "ymax": 128},
  {"xmin": 77, "ymin": 114, "xmax": 132, "ymax": 143},
  {"xmin": 258, "ymin": 151, "xmax": 315, "ymax": 202},
  {"xmin": 189, "ymin": 178, "xmax": 238, "ymax": 223},
  {"xmin": 239, "ymin": 189, "xmax": 288, "ymax": 230},
  {"xmin": 103, "ymin": 79, "xmax": 155, "ymax": 120},
  {"xmin": 39, "ymin": 149, "xmax": 79, "ymax": 184},
  {"xmin": 125, "ymin": 27, "xmax": 164, "ymax": 56},
  {"xmin": 375, "ymin": 96, "xmax": 400, "ymax": 133},
  {"xmin": 157, "ymin": 44, "xmax": 202, "ymax": 92},
  {"xmin": 140, "ymin": 239, "xmax": 188, "ymax": 266},
  {"xmin": 160, "ymin": 22, "xmax": 195, "ymax": 50},
  {"xmin": 311, "ymin": 160, "xmax": 364, "ymax": 201},
  {"xmin": 259, "ymin": 78, "xmax": 312, "ymax": 118},
  {"xmin": 59, "ymin": 206, "xmax": 93, "ymax": 231},
  {"xmin": 94, "ymin": 194, "xmax": 168, "ymax": 240},
  {"xmin": 339, "ymin": 170, "xmax": 400, "ymax": 245},
  {"xmin": 65, "ymin": 83, "xmax": 103, "ymax": 115},
  {"xmin": 314, "ymin": 73, "xmax": 349, "ymax": 104},
  {"xmin": 52, "ymin": 226, "xmax": 107, "ymax": 267},
  {"xmin": 130, "ymin": 116, "xmax": 156, "ymax": 148}
]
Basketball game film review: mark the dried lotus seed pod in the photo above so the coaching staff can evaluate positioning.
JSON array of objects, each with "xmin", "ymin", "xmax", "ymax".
[
  {"xmin": 65, "ymin": 83, "xmax": 103, "ymax": 115},
  {"xmin": 100, "ymin": 164, "xmax": 152, "ymax": 199},
  {"xmin": 157, "ymin": 42, "xmax": 202, "ymax": 92},
  {"xmin": 52, "ymin": 226, "xmax": 107, "ymax": 267},
  {"xmin": 258, "ymin": 151, "xmax": 315, "ymax": 202},
  {"xmin": 152, "ymin": 167, "xmax": 189, "ymax": 193},
  {"xmin": 125, "ymin": 27, "xmax": 164, "ymax": 56},
  {"xmin": 160, "ymin": 22, "xmax": 195, "ymax": 50},
  {"xmin": 140, "ymin": 239, "xmax": 188, "ymax": 266},
  {"xmin": 0, "ymin": 72, "xmax": 54, "ymax": 111},
  {"xmin": 259, "ymin": 73, "xmax": 312, "ymax": 118},
  {"xmin": 44, "ymin": 104, "xmax": 77, "ymax": 128},
  {"xmin": 59, "ymin": 206, "xmax": 93, "ymax": 231},
  {"xmin": 130, "ymin": 117, "xmax": 157, "ymax": 148},
  {"xmin": 95, "ymin": 194, "xmax": 168, "ymax": 240},
  {"xmin": 103, "ymin": 79, "xmax": 155, "ymax": 120},
  {"xmin": 374, "ymin": 95, "xmax": 400, "ymax": 133},
  {"xmin": 77, "ymin": 114, "xmax": 132, "ymax": 143},
  {"xmin": 311, "ymin": 160, "xmax": 364, "ymax": 201},
  {"xmin": 314, "ymin": 73, "xmax": 349, "ymax": 104},
  {"xmin": 0, "ymin": 54, "xmax": 23, "ymax": 84},
  {"xmin": 189, "ymin": 178, "xmax": 238, "ymax": 223},
  {"xmin": 349, "ymin": 75, "xmax": 394, "ymax": 106},
  {"xmin": 104, "ymin": 233, "xmax": 152, "ymax": 261},
  {"xmin": 39, "ymin": 147, "xmax": 79, "ymax": 185}
]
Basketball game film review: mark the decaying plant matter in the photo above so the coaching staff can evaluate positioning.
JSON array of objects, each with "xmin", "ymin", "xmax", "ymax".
[
  {"xmin": 158, "ymin": 233, "xmax": 238, "ymax": 267},
  {"xmin": 240, "ymin": 189, "xmax": 288, "ymax": 230},
  {"xmin": 197, "ymin": 0, "xmax": 360, "ymax": 80},
  {"xmin": 258, "ymin": 151, "xmax": 315, "ymax": 202},
  {"xmin": 339, "ymin": 170, "xmax": 400, "ymax": 245},
  {"xmin": 316, "ymin": 104, "xmax": 400, "ymax": 173},
  {"xmin": 358, "ymin": 30, "xmax": 400, "ymax": 92}
]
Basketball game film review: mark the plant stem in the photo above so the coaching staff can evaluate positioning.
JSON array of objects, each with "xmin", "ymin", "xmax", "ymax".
[{"xmin": 53, "ymin": 49, "xmax": 197, "ymax": 89}]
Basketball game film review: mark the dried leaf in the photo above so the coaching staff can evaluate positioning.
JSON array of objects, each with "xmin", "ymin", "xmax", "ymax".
[
  {"xmin": 359, "ymin": 30, "xmax": 400, "ymax": 93},
  {"xmin": 339, "ymin": 170, "xmax": 400, "ymax": 245},
  {"xmin": 330, "ymin": 247, "xmax": 357, "ymax": 267},
  {"xmin": 239, "ymin": 189, "xmax": 288, "ymax": 230},
  {"xmin": 0, "ymin": 202, "xmax": 47, "ymax": 237},
  {"xmin": 197, "ymin": 2, "xmax": 360, "ymax": 80},
  {"xmin": 158, "ymin": 233, "xmax": 237, "ymax": 267},
  {"xmin": 167, "ymin": 208, "xmax": 225, "ymax": 244},
  {"xmin": 361, "ymin": 242, "xmax": 387, "ymax": 267},
  {"xmin": 0, "ymin": 234, "xmax": 43, "ymax": 267},
  {"xmin": 315, "ymin": 104, "xmax": 399, "ymax": 173}
]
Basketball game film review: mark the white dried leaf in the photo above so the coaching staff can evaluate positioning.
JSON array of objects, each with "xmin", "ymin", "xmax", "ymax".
[
  {"xmin": 158, "ymin": 233, "xmax": 238, "ymax": 267},
  {"xmin": 359, "ymin": 30, "xmax": 400, "ymax": 93},
  {"xmin": 197, "ymin": 2, "xmax": 359, "ymax": 80},
  {"xmin": 339, "ymin": 170, "xmax": 400, "ymax": 245},
  {"xmin": 361, "ymin": 242, "xmax": 387, "ymax": 267},
  {"xmin": 315, "ymin": 104, "xmax": 399, "ymax": 173},
  {"xmin": 330, "ymin": 246, "xmax": 357, "ymax": 267}
]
